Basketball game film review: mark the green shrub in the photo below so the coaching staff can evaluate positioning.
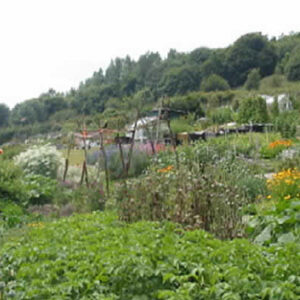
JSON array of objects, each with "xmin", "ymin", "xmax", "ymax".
[
  {"xmin": 0, "ymin": 201, "xmax": 42, "ymax": 234},
  {"xmin": 209, "ymin": 106, "xmax": 233, "ymax": 125},
  {"xmin": 170, "ymin": 117, "xmax": 194, "ymax": 133},
  {"xmin": 0, "ymin": 160, "xmax": 28, "ymax": 204},
  {"xmin": 23, "ymin": 174, "xmax": 58, "ymax": 205},
  {"xmin": 0, "ymin": 202, "xmax": 24, "ymax": 229},
  {"xmin": 260, "ymin": 74, "xmax": 285, "ymax": 90},
  {"xmin": 237, "ymin": 96, "xmax": 269, "ymax": 123},
  {"xmin": 285, "ymin": 45, "xmax": 300, "ymax": 81},
  {"xmin": 274, "ymin": 111, "xmax": 298, "ymax": 138},
  {"xmin": 201, "ymin": 74, "xmax": 230, "ymax": 92},
  {"xmin": 244, "ymin": 68, "xmax": 261, "ymax": 90},
  {"xmin": 0, "ymin": 144, "xmax": 27, "ymax": 161}
]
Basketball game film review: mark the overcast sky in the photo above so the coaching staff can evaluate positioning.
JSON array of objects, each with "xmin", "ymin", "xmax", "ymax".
[{"xmin": 1, "ymin": 0, "xmax": 300, "ymax": 108}]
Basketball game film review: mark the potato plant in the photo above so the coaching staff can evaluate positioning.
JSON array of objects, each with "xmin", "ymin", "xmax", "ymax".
[{"xmin": 0, "ymin": 212, "xmax": 299, "ymax": 299}]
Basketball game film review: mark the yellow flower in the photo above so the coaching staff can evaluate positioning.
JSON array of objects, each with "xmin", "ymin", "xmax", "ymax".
[
  {"xmin": 267, "ymin": 195, "xmax": 272, "ymax": 199},
  {"xmin": 27, "ymin": 222, "xmax": 44, "ymax": 228},
  {"xmin": 284, "ymin": 195, "xmax": 291, "ymax": 200}
]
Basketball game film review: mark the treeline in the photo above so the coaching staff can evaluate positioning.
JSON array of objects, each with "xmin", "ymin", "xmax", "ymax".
[{"xmin": 1, "ymin": 32, "xmax": 300, "ymax": 130}]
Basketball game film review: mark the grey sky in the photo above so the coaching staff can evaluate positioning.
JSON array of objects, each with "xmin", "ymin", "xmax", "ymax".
[{"xmin": 1, "ymin": 0, "xmax": 300, "ymax": 108}]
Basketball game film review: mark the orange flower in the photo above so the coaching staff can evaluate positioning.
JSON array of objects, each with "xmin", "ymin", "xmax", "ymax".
[
  {"xmin": 157, "ymin": 165, "xmax": 174, "ymax": 173},
  {"xmin": 268, "ymin": 140, "xmax": 292, "ymax": 149},
  {"xmin": 0, "ymin": 148, "xmax": 3, "ymax": 155}
]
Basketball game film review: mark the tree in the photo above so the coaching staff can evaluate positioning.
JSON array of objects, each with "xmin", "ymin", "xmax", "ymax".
[
  {"xmin": 285, "ymin": 46, "xmax": 300, "ymax": 81},
  {"xmin": 201, "ymin": 74, "xmax": 230, "ymax": 92},
  {"xmin": 11, "ymin": 99, "xmax": 47, "ymax": 124},
  {"xmin": 270, "ymin": 97, "xmax": 279, "ymax": 118},
  {"xmin": 136, "ymin": 52, "xmax": 162, "ymax": 87},
  {"xmin": 201, "ymin": 50, "xmax": 227, "ymax": 79},
  {"xmin": 189, "ymin": 47, "xmax": 212, "ymax": 65},
  {"xmin": 273, "ymin": 32, "xmax": 300, "ymax": 64},
  {"xmin": 0, "ymin": 103, "xmax": 10, "ymax": 127},
  {"xmin": 244, "ymin": 68, "xmax": 261, "ymax": 90},
  {"xmin": 41, "ymin": 89, "xmax": 67, "ymax": 117},
  {"xmin": 237, "ymin": 97, "xmax": 269, "ymax": 123},
  {"xmin": 226, "ymin": 33, "xmax": 277, "ymax": 87},
  {"xmin": 159, "ymin": 65, "xmax": 201, "ymax": 96}
]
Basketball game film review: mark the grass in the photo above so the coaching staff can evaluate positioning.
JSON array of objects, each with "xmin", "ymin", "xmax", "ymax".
[{"xmin": 60, "ymin": 148, "xmax": 98, "ymax": 165}]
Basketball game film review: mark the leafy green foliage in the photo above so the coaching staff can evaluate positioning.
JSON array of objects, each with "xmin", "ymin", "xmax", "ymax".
[
  {"xmin": 209, "ymin": 107, "xmax": 233, "ymax": 125},
  {"xmin": 260, "ymin": 74, "xmax": 285, "ymax": 90},
  {"xmin": 226, "ymin": 33, "xmax": 277, "ymax": 87},
  {"xmin": 0, "ymin": 202, "xmax": 25, "ymax": 229},
  {"xmin": 170, "ymin": 117, "xmax": 194, "ymax": 134},
  {"xmin": 159, "ymin": 65, "xmax": 201, "ymax": 96},
  {"xmin": 237, "ymin": 96, "xmax": 269, "ymax": 123},
  {"xmin": 201, "ymin": 74, "xmax": 230, "ymax": 92},
  {"xmin": 248, "ymin": 198, "xmax": 300, "ymax": 246},
  {"xmin": 0, "ymin": 103, "xmax": 10, "ymax": 127},
  {"xmin": 22, "ymin": 175, "xmax": 58, "ymax": 205},
  {"xmin": 274, "ymin": 111, "xmax": 298, "ymax": 138},
  {"xmin": 244, "ymin": 68, "xmax": 261, "ymax": 90},
  {"xmin": 285, "ymin": 45, "xmax": 300, "ymax": 81},
  {"xmin": 0, "ymin": 212, "xmax": 299, "ymax": 299},
  {"xmin": 0, "ymin": 160, "xmax": 28, "ymax": 204}
]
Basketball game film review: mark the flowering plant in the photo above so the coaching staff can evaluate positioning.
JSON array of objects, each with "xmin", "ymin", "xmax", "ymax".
[
  {"xmin": 14, "ymin": 144, "xmax": 63, "ymax": 179},
  {"xmin": 268, "ymin": 139, "xmax": 292, "ymax": 149},
  {"xmin": 260, "ymin": 139, "xmax": 293, "ymax": 158},
  {"xmin": 267, "ymin": 168, "xmax": 300, "ymax": 200},
  {"xmin": 157, "ymin": 165, "xmax": 173, "ymax": 173}
]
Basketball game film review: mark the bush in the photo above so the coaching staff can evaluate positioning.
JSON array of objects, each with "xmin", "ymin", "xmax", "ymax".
[
  {"xmin": 14, "ymin": 144, "xmax": 63, "ymax": 178},
  {"xmin": 170, "ymin": 117, "xmax": 194, "ymax": 134},
  {"xmin": 285, "ymin": 46, "xmax": 300, "ymax": 81},
  {"xmin": 209, "ymin": 106, "xmax": 233, "ymax": 125},
  {"xmin": 0, "ymin": 201, "xmax": 42, "ymax": 233},
  {"xmin": 237, "ymin": 96, "xmax": 269, "ymax": 123},
  {"xmin": 0, "ymin": 202, "xmax": 24, "ymax": 229},
  {"xmin": 23, "ymin": 174, "xmax": 58, "ymax": 205},
  {"xmin": 0, "ymin": 144, "xmax": 27, "ymax": 160},
  {"xmin": 244, "ymin": 68, "xmax": 261, "ymax": 90},
  {"xmin": 260, "ymin": 74, "xmax": 285, "ymax": 90},
  {"xmin": 0, "ymin": 160, "xmax": 28, "ymax": 204},
  {"xmin": 201, "ymin": 74, "xmax": 230, "ymax": 92},
  {"xmin": 274, "ymin": 111, "xmax": 298, "ymax": 138}
]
